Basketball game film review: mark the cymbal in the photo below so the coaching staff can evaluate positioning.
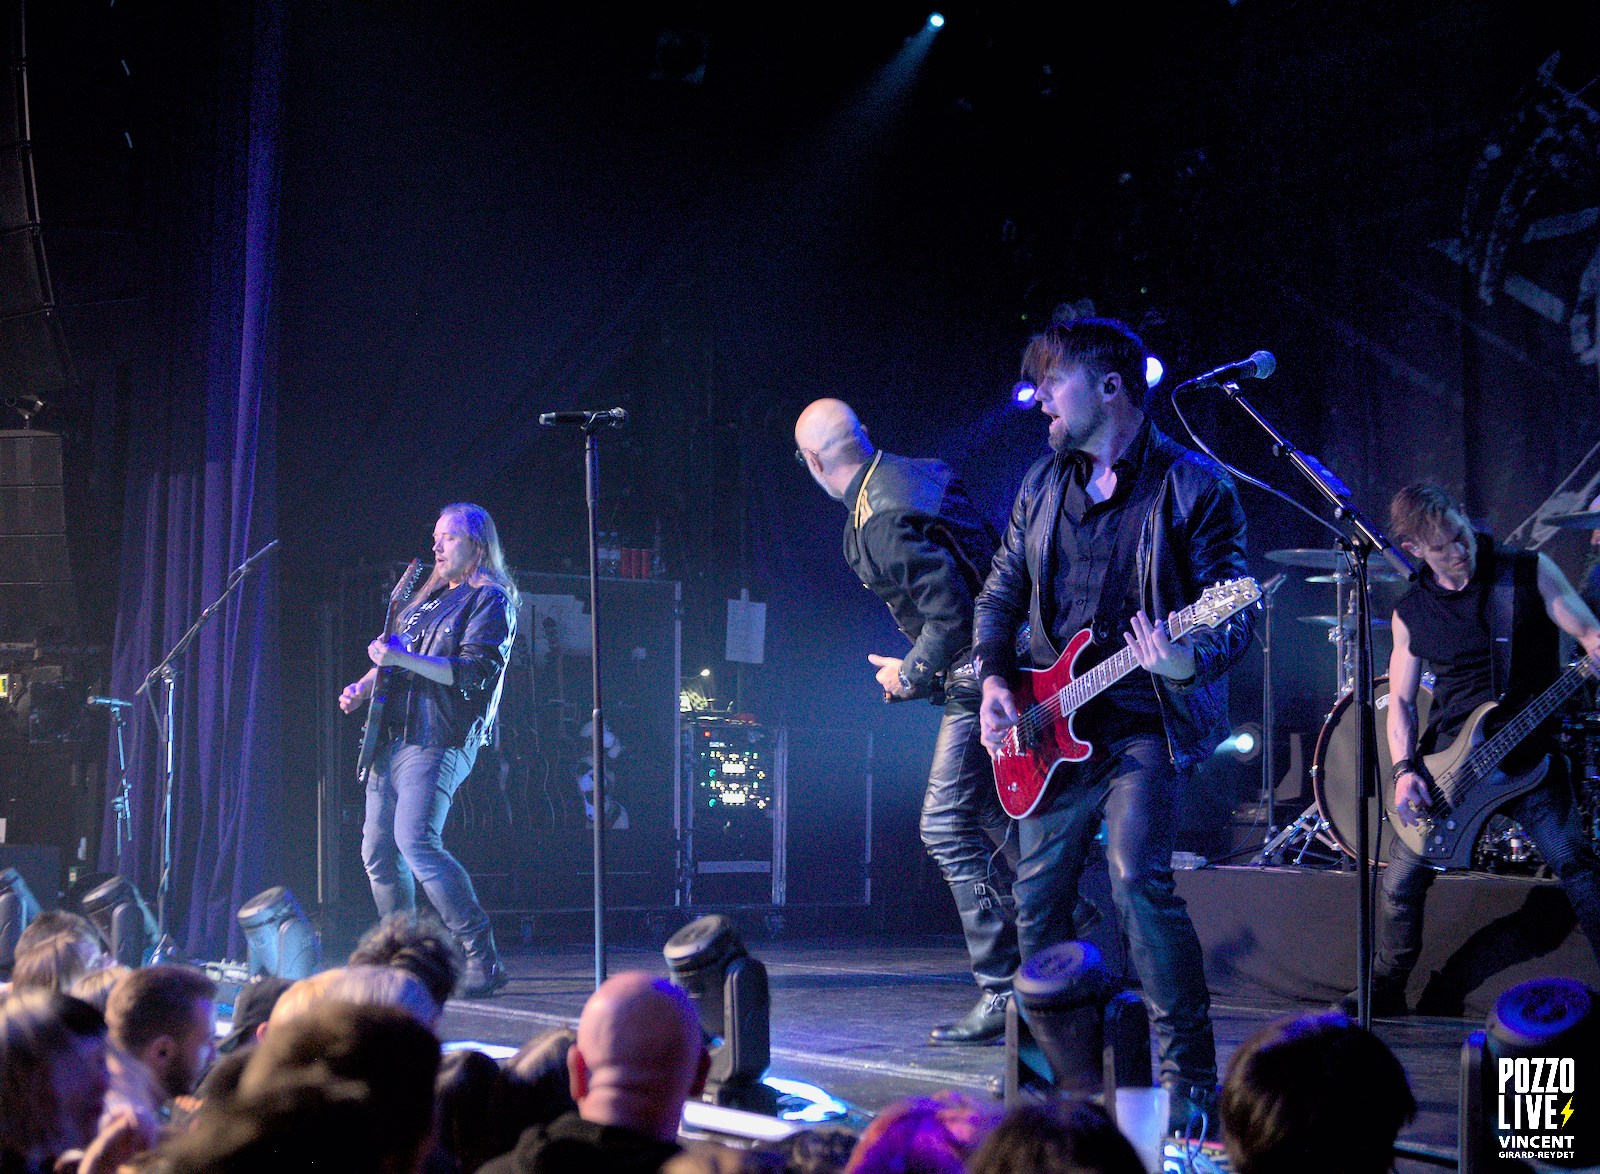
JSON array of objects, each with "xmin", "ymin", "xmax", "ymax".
[
  {"xmin": 1305, "ymin": 569, "xmax": 1405, "ymax": 584},
  {"xmin": 1545, "ymin": 510, "xmax": 1600, "ymax": 531},
  {"xmin": 1266, "ymin": 548, "xmax": 1352, "ymax": 570},
  {"xmin": 1298, "ymin": 614, "xmax": 1392, "ymax": 630}
]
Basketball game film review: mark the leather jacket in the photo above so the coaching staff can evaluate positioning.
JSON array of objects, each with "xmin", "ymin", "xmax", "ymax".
[
  {"xmin": 386, "ymin": 581, "xmax": 516, "ymax": 750},
  {"xmin": 972, "ymin": 422, "xmax": 1254, "ymax": 771},
  {"xmin": 842, "ymin": 451, "xmax": 999, "ymax": 698}
]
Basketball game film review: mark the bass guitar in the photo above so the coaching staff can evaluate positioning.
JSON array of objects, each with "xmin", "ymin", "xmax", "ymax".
[
  {"xmin": 991, "ymin": 578, "xmax": 1262, "ymax": 818},
  {"xmin": 356, "ymin": 558, "xmax": 428, "ymax": 784},
  {"xmin": 1388, "ymin": 653, "xmax": 1600, "ymax": 868}
]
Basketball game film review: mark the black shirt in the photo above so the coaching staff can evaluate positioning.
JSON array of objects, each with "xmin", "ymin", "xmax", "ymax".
[
  {"xmin": 1395, "ymin": 532, "xmax": 1498, "ymax": 749},
  {"xmin": 1048, "ymin": 422, "xmax": 1163, "ymax": 744}
]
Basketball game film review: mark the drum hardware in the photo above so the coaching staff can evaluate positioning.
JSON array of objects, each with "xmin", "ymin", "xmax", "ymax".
[
  {"xmin": 1473, "ymin": 815, "xmax": 1543, "ymax": 874},
  {"xmin": 1311, "ymin": 675, "xmax": 1434, "ymax": 865},
  {"xmin": 1252, "ymin": 801, "xmax": 1346, "ymax": 867},
  {"xmin": 1297, "ymin": 615, "xmax": 1393, "ymax": 631}
]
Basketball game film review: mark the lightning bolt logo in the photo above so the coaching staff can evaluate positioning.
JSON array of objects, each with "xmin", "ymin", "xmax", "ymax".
[{"xmin": 1561, "ymin": 1098, "xmax": 1573, "ymax": 1128}]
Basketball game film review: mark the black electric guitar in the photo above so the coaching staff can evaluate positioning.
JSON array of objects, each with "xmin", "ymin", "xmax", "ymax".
[
  {"xmin": 1390, "ymin": 653, "xmax": 1600, "ymax": 867},
  {"xmin": 356, "ymin": 559, "xmax": 427, "ymax": 784}
]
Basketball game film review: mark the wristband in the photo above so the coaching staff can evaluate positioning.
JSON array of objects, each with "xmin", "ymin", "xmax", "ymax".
[{"xmin": 1391, "ymin": 758, "xmax": 1416, "ymax": 782}]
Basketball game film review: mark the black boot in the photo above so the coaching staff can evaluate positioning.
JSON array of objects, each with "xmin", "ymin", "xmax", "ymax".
[
  {"xmin": 459, "ymin": 925, "xmax": 509, "ymax": 999},
  {"xmin": 1335, "ymin": 974, "xmax": 1408, "ymax": 1019},
  {"xmin": 930, "ymin": 989, "xmax": 1010, "ymax": 1045}
]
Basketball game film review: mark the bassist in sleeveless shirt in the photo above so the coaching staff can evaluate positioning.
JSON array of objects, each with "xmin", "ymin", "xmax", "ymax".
[{"xmin": 1358, "ymin": 483, "xmax": 1600, "ymax": 1015}]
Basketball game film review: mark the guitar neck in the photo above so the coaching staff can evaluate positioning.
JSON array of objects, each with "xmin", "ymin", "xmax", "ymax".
[
  {"xmin": 1454, "ymin": 657, "xmax": 1598, "ymax": 784},
  {"xmin": 1048, "ymin": 609, "xmax": 1201, "ymax": 718}
]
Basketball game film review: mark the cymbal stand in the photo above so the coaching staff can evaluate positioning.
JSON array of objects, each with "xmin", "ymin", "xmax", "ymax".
[{"xmin": 109, "ymin": 703, "xmax": 132, "ymax": 861}]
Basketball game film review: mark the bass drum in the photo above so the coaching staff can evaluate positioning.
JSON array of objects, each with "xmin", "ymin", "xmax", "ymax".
[{"xmin": 1312, "ymin": 676, "xmax": 1432, "ymax": 864}]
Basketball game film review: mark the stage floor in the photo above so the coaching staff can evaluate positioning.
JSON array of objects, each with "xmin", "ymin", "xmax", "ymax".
[{"xmin": 437, "ymin": 935, "xmax": 1469, "ymax": 1162}]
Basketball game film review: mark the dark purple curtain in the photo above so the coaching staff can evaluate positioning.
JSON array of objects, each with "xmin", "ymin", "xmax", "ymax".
[{"xmin": 99, "ymin": 0, "xmax": 283, "ymax": 959}]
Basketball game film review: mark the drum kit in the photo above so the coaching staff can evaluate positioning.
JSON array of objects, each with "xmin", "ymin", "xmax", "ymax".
[{"xmin": 1253, "ymin": 509, "xmax": 1600, "ymax": 871}]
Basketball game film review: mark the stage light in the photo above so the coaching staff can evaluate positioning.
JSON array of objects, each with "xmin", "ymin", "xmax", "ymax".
[
  {"xmin": 0, "ymin": 867, "xmax": 41, "ymax": 974},
  {"xmin": 236, "ymin": 886, "xmax": 320, "ymax": 980},
  {"xmin": 1012, "ymin": 381, "xmax": 1036, "ymax": 405},
  {"xmin": 1006, "ymin": 940, "xmax": 1151, "ymax": 1104},
  {"xmin": 664, "ymin": 914, "xmax": 777, "ymax": 1114},
  {"xmin": 1146, "ymin": 355, "xmax": 1164, "ymax": 388},
  {"xmin": 927, "ymin": 12, "xmax": 945, "ymax": 28},
  {"xmin": 1215, "ymin": 722, "xmax": 1263, "ymax": 763},
  {"xmin": 82, "ymin": 875, "xmax": 159, "ymax": 967},
  {"xmin": 700, "ymin": 668, "xmax": 712, "ymax": 677}
]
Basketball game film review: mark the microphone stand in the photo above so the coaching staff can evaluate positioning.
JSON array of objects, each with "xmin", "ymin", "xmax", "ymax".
[
  {"xmin": 134, "ymin": 539, "xmax": 280, "ymax": 954},
  {"xmin": 1212, "ymin": 382, "xmax": 1409, "ymax": 1028},
  {"xmin": 540, "ymin": 409, "xmax": 626, "ymax": 989}
]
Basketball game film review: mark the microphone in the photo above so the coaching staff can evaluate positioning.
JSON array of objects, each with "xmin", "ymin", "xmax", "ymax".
[
  {"xmin": 539, "ymin": 407, "xmax": 629, "ymax": 428},
  {"xmin": 234, "ymin": 538, "xmax": 281, "ymax": 576},
  {"xmin": 1177, "ymin": 350, "xmax": 1276, "ymax": 390},
  {"xmin": 87, "ymin": 695, "xmax": 133, "ymax": 709}
]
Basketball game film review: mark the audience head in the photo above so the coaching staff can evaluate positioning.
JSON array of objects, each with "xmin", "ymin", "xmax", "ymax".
[
  {"xmin": 502, "ymin": 1026, "xmax": 579, "ymax": 1128},
  {"xmin": 267, "ymin": 965, "xmax": 440, "ymax": 1032},
  {"xmin": 10, "ymin": 931, "xmax": 109, "ymax": 995},
  {"xmin": 106, "ymin": 963, "xmax": 219, "ymax": 1099},
  {"xmin": 436, "ymin": 1048, "xmax": 515, "ymax": 1174},
  {"xmin": 768, "ymin": 1127, "xmax": 859, "ymax": 1174},
  {"xmin": 68, "ymin": 964, "xmax": 132, "ymax": 1014},
  {"xmin": 218, "ymin": 977, "xmax": 292, "ymax": 1054},
  {"xmin": 569, "ymin": 970, "xmax": 709, "ymax": 1143},
  {"xmin": 1220, "ymin": 1011, "xmax": 1416, "ymax": 1174},
  {"xmin": 238, "ymin": 1001, "xmax": 440, "ymax": 1172},
  {"xmin": 845, "ymin": 1094, "xmax": 996, "ymax": 1174},
  {"xmin": 349, "ymin": 912, "xmax": 463, "ymax": 1009},
  {"xmin": 969, "ymin": 1099, "xmax": 1142, "ymax": 1174},
  {"xmin": 15, "ymin": 910, "xmax": 107, "ymax": 960},
  {"xmin": 0, "ymin": 990, "xmax": 111, "ymax": 1166}
]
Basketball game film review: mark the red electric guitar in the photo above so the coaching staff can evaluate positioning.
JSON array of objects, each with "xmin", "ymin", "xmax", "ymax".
[{"xmin": 991, "ymin": 577, "xmax": 1262, "ymax": 818}]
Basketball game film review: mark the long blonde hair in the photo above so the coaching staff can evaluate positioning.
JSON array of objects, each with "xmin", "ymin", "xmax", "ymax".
[{"xmin": 402, "ymin": 503, "xmax": 520, "ymax": 620}]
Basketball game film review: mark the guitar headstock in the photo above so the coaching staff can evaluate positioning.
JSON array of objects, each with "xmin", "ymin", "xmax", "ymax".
[
  {"xmin": 384, "ymin": 559, "xmax": 428, "ymax": 630},
  {"xmin": 1188, "ymin": 578, "xmax": 1262, "ymax": 629}
]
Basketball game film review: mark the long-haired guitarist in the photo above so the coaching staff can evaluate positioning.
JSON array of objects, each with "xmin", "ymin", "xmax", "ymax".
[
  {"xmin": 972, "ymin": 317, "xmax": 1254, "ymax": 1135},
  {"xmin": 1356, "ymin": 482, "xmax": 1600, "ymax": 1016},
  {"xmin": 337, "ymin": 502, "xmax": 519, "ymax": 998}
]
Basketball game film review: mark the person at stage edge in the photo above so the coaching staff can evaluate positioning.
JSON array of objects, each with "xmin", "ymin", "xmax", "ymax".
[
  {"xmin": 794, "ymin": 399, "xmax": 1021, "ymax": 1045},
  {"xmin": 1350, "ymin": 482, "xmax": 1600, "ymax": 1016},
  {"xmin": 339, "ymin": 502, "xmax": 519, "ymax": 999},
  {"xmin": 972, "ymin": 317, "xmax": 1254, "ymax": 1132}
]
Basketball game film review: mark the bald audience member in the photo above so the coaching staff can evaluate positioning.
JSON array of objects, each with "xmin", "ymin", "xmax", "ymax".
[
  {"xmin": 479, "ymin": 970, "xmax": 709, "ymax": 1174},
  {"xmin": 794, "ymin": 398, "xmax": 1018, "ymax": 1045}
]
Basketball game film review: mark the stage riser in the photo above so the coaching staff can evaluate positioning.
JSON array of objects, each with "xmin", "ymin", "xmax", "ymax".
[{"xmin": 1174, "ymin": 866, "xmax": 1600, "ymax": 1018}]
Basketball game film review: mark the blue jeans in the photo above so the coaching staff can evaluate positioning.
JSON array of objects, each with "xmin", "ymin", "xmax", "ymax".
[
  {"xmin": 1014, "ymin": 734, "xmax": 1216, "ymax": 1089},
  {"xmin": 361, "ymin": 739, "xmax": 490, "ymax": 938}
]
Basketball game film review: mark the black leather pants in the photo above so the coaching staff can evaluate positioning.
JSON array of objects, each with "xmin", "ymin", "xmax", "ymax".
[
  {"xmin": 1013, "ymin": 734, "xmax": 1216, "ymax": 1089},
  {"xmin": 920, "ymin": 678, "xmax": 1021, "ymax": 993},
  {"xmin": 1376, "ymin": 758, "xmax": 1600, "ymax": 983}
]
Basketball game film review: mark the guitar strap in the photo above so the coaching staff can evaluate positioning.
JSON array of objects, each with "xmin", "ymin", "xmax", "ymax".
[
  {"xmin": 1489, "ymin": 550, "xmax": 1515, "ymax": 702},
  {"xmin": 1088, "ymin": 438, "xmax": 1180, "ymax": 648}
]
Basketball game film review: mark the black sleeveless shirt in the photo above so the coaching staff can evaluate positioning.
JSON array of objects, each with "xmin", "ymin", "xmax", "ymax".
[{"xmin": 1395, "ymin": 532, "xmax": 1557, "ymax": 753}]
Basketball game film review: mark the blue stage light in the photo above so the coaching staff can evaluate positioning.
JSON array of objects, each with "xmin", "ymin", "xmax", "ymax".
[
  {"xmin": 1145, "ymin": 355, "xmax": 1164, "ymax": 388},
  {"xmin": 1013, "ymin": 381, "xmax": 1036, "ymax": 405},
  {"xmin": 928, "ymin": 12, "xmax": 945, "ymax": 29}
]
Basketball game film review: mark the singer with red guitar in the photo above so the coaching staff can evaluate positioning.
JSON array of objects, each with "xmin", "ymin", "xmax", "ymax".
[
  {"xmin": 973, "ymin": 317, "xmax": 1254, "ymax": 1136},
  {"xmin": 338, "ymin": 503, "xmax": 519, "ymax": 998}
]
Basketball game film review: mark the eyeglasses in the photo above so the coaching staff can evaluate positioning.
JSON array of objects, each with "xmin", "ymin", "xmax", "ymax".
[{"xmin": 794, "ymin": 448, "xmax": 815, "ymax": 467}]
